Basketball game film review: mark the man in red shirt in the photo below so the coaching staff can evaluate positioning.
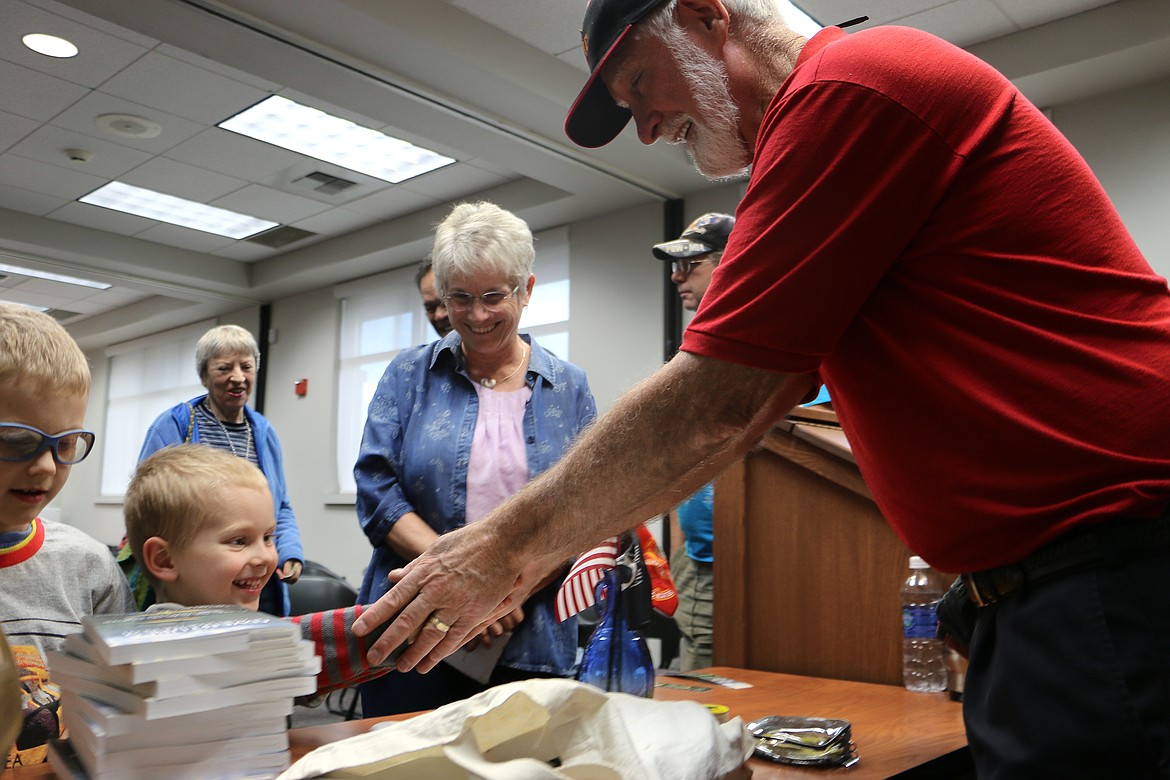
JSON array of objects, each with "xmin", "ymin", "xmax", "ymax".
[{"xmin": 357, "ymin": 2, "xmax": 1170, "ymax": 774}]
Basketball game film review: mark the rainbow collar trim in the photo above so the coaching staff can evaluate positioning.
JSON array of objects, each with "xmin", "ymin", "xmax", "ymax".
[{"xmin": 0, "ymin": 517, "xmax": 45, "ymax": 568}]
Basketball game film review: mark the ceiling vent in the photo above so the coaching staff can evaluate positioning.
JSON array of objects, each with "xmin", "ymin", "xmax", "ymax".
[
  {"xmin": 245, "ymin": 225, "xmax": 317, "ymax": 249},
  {"xmin": 291, "ymin": 171, "xmax": 359, "ymax": 196}
]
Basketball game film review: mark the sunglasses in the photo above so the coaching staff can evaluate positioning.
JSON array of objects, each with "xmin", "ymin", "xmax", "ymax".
[{"xmin": 0, "ymin": 423, "xmax": 96, "ymax": 465}]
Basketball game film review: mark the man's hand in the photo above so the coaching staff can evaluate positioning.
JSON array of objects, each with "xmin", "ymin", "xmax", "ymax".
[{"xmin": 352, "ymin": 523, "xmax": 529, "ymax": 672}]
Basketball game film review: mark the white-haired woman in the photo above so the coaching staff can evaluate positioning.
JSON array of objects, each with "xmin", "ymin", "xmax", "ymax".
[
  {"xmin": 355, "ymin": 201, "xmax": 597, "ymax": 715},
  {"xmin": 125, "ymin": 324, "xmax": 303, "ymax": 615}
]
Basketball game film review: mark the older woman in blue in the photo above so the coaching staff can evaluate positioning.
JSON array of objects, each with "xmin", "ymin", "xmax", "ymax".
[{"xmin": 355, "ymin": 201, "xmax": 597, "ymax": 716}]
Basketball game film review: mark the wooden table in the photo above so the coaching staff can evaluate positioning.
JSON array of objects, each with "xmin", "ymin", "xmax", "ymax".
[{"xmin": 13, "ymin": 667, "xmax": 970, "ymax": 779}]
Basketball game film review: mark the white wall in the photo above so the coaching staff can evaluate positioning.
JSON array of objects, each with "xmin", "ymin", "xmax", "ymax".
[{"xmin": 1051, "ymin": 75, "xmax": 1170, "ymax": 279}]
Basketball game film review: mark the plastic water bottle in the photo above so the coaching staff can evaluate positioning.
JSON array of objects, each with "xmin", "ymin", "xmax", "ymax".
[{"xmin": 902, "ymin": 556, "xmax": 946, "ymax": 693}]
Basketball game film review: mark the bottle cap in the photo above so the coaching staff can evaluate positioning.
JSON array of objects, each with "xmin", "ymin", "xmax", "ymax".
[
  {"xmin": 909, "ymin": 555, "xmax": 929, "ymax": 569},
  {"xmin": 705, "ymin": 704, "xmax": 730, "ymax": 723}
]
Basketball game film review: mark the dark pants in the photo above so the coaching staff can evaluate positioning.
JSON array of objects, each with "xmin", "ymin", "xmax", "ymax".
[
  {"xmin": 360, "ymin": 662, "xmax": 565, "ymax": 717},
  {"xmin": 964, "ymin": 543, "xmax": 1170, "ymax": 778}
]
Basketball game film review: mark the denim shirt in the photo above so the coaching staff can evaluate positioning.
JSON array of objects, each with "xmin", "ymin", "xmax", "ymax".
[{"xmin": 355, "ymin": 333, "xmax": 597, "ymax": 674}]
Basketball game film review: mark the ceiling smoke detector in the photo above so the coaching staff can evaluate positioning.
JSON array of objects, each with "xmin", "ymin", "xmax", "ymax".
[{"xmin": 95, "ymin": 114, "xmax": 162, "ymax": 139}]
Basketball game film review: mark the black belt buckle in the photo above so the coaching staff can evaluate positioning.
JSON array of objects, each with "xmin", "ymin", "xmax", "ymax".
[{"xmin": 962, "ymin": 565, "xmax": 1026, "ymax": 607}]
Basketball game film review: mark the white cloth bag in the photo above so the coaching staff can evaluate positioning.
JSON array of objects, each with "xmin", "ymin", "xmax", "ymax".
[{"xmin": 277, "ymin": 677, "xmax": 753, "ymax": 779}]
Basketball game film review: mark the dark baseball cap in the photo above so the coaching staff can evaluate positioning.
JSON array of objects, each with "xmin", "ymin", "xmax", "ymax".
[
  {"xmin": 564, "ymin": 0, "xmax": 671, "ymax": 148},
  {"xmin": 652, "ymin": 212, "xmax": 735, "ymax": 259}
]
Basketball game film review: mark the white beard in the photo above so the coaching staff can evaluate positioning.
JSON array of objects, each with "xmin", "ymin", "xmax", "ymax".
[{"xmin": 661, "ymin": 29, "xmax": 752, "ymax": 180}]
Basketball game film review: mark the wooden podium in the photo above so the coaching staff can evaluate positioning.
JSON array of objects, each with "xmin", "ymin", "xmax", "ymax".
[{"xmin": 713, "ymin": 412, "xmax": 915, "ymax": 686}]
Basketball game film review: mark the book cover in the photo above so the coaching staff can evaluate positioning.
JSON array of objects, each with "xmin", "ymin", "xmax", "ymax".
[
  {"xmin": 82, "ymin": 606, "xmax": 299, "ymax": 665},
  {"xmin": 71, "ymin": 730, "xmax": 288, "ymax": 776},
  {"xmin": 62, "ymin": 632, "xmax": 313, "ymax": 684},
  {"xmin": 59, "ymin": 671, "xmax": 317, "ymax": 720},
  {"xmin": 51, "ymin": 736, "xmax": 291, "ymax": 780},
  {"xmin": 63, "ymin": 700, "xmax": 287, "ymax": 756},
  {"xmin": 62, "ymin": 691, "xmax": 293, "ymax": 739},
  {"xmin": 49, "ymin": 641, "xmax": 318, "ymax": 699}
]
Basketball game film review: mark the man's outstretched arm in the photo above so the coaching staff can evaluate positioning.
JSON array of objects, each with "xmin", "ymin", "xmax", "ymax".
[{"xmin": 354, "ymin": 351, "xmax": 813, "ymax": 670}]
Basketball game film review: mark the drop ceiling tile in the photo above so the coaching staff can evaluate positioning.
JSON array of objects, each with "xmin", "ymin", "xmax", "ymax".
[
  {"xmin": 451, "ymin": 0, "xmax": 581, "ymax": 58},
  {"xmin": 48, "ymin": 200, "xmax": 157, "ymax": 236},
  {"xmin": 63, "ymin": 296, "xmax": 120, "ymax": 314},
  {"xmin": 291, "ymin": 207, "xmax": 380, "ymax": 235},
  {"xmin": 51, "ymin": 91, "xmax": 206, "ymax": 154},
  {"xmin": 0, "ymin": 110, "xmax": 39, "ymax": 153},
  {"xmin": 99, "ymin": 50, "xmax": 270, "ymax": 125},
  {"xmin": 0, "ymin": 0, "xmax": 151, "ymax": 88},
  {"xmin": 0, "ymin": 154, "xmax": 106, "ymax": 200},
  {"xmin": 10, "ymin": 276, "xmax": 96, "ymax": 301},
  {"xmin": 89, "ymin": 286, "xmax": 151, "ymax": 305},
  {"xmin": 212, "ymin": 184, "xmax": 331, "ymax": 223},
  {"xmin": 157, "ymin": 43, "xmax": 280, "ymax": 93},
  {"xmin": 897, "ymin": 0, "xmax": 1014, "ymax": 47},
  {"xmin": 399, "ymin": 162, "xmax": 507, "ymax": 201},
  {"xmin": 343, "ymin": 185, "xmax": 440, "ymax": 219},
  {"xmin": 212, "ymin": 242, "xmax": 278, "ymax": 262},
  {"xmin": 120, "ymin": 157, "xmax": 249, "ymax": 202},
  {"xmin": 22, "ymin": 0, "xmax": 157, "ymax": 47},
  {"xmin": 133, "ymin": 223, "xmax": 237, "ymax": 253},
  {"xmin": 8, "ymin": 123, "xmax": 152, "ymax": 178},
  {"xmin": 0, "ymin": 287, "xmax": 58, "ymax": 308},
  {"xmin": 0, "ymin": 60, "xmax": 90, "ymax": 123},
  {"xmin": 1000, "ymin": 0, "xmax": 1116, "ymax": 29},
  {"xmin": 0, "ymin": 185, "xmax": 66, "ymax": 216},
  {"xmin": 165, "ymin": 128, "xmax": 305, "ymax": 182}
]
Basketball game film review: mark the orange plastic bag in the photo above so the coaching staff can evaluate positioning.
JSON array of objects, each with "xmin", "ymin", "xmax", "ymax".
[{"xmin": 636, "ymin": 524, "xmax": 678, "ymax": 617}]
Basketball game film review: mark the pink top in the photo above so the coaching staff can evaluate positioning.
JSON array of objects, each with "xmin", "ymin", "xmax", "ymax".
[{"xmin": 466, "ymin": 383, "xmax": 533, "ymax": 523}]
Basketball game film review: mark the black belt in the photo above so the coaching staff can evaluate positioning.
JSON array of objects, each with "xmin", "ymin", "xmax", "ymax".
[{"xmin": 961, "ymin": 514, "xmax": 1170, "ymax": 607}]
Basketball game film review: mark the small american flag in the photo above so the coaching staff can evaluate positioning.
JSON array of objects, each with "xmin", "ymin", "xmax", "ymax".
[{"xmin": 555, "ymin": 536, "xmax": 620, "ymax": 622}]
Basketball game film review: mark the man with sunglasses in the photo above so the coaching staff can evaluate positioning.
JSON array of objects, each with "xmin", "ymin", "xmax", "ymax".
[
  {"xmin": 652, "ymin": 212, "xmax": 731, "ymax": 670},
  {"xmin": 0, "ymin": 302, "xmax": 134, "ymax": 769},
  {"xmin": 653, "ymin": 212, "xmax": 733, "ymax": 312}
]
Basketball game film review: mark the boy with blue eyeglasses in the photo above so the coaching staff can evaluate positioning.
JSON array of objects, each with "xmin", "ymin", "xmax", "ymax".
[{"xmin": 0, "ymin": 302, "xmax": 134, "ymax": 769}]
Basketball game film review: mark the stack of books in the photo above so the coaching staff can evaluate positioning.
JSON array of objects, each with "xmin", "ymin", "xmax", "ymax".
[{"xmin": 45, "ymin": 606, "xmax": 320, "ymax": 780}]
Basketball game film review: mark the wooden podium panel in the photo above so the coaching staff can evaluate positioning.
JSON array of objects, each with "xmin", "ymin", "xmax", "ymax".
[{"xmin": 713, "ymin": 420, "xmax": 914, "ymax": 686}]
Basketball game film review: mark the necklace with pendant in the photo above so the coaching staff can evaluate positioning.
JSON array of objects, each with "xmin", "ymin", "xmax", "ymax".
[
  {"xmin": 212, "ymin": 411, "xmax": 253, "ymax": 461},
  {"xmin": 477, "ymin": 344, "xmax": 529, "ymax": 389}
]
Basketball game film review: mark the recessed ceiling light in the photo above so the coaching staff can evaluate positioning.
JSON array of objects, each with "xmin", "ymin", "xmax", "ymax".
[
  {"xmin": 79, "ymin": 182, "xmax": 279, "ymax": 239},
  {"xmin": 22, "ymin": 33, "xmax": 78, "ymax": 58},
  {"xmin": 0, "ymin": 261, "xmax": 111, "ymax": 290},
  {"xmin": 218, "ymin": 95, "xmax": 455, "ymax": 184}
]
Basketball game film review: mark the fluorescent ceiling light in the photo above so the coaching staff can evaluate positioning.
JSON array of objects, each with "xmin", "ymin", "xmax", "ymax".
[
  {"xmin": 79, "ymin": 182, "xmax": 278, "ymax": 239},
  {"xmin": 219, "ymin": 95, "xmax": 455, "ymax": 184},
  {"xmin": 22, "ymin": 33, "xmax": 78, "ymax": 58},
  {"xmin": 0, "ymin": 301, "xmax": 49, "ymax": 312},
  {"xmin": 0, "ymin": 261, "xmax": 111, "ymax": 290},
  {"xmin": 779, "ymin": 0, "xmax": 822, "ymax": 38}
]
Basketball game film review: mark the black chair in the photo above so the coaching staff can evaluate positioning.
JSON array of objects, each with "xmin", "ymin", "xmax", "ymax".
[{"xmin": 287, "ymin": 574, "xmax": 358, "ymax": 616}]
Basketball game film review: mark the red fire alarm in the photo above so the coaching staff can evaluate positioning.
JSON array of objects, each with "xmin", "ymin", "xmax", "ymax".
[{"xmin": 294, "ymin": 378, "xmax": 308, "ymax": 397}]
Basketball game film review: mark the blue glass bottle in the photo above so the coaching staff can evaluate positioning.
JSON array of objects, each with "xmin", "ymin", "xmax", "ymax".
[{"xmin": 576, "ymin": 566, "xmax": 655, "ymax": 697}]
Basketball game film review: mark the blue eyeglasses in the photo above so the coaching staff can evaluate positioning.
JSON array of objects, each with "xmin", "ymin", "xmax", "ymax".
[{"xmin": 0, "ymin": 423, "xmax": 96, "ymax": 465}]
